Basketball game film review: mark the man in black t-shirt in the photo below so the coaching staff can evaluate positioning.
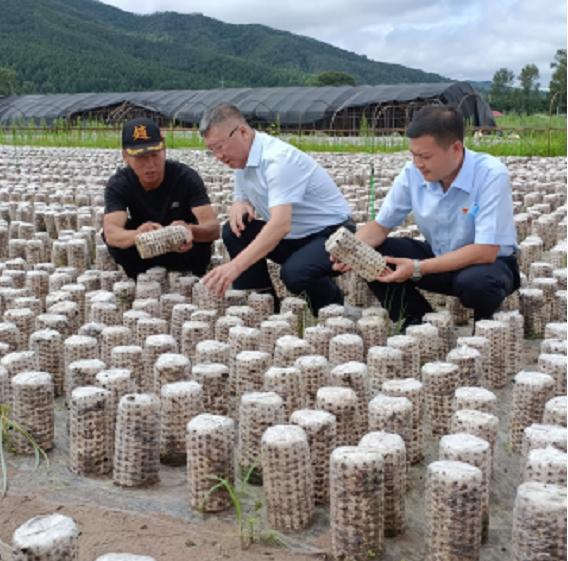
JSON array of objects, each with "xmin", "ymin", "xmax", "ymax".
[{"xmin": 103, "ymin": 118, "xmax": 220, "ymax": 278}]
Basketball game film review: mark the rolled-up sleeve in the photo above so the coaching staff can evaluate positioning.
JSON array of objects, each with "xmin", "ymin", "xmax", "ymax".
[
  {"xmin": 375, "ymin": 167, "xmax": 413, "ymax": 229},
  {"xmin": 474, "ymin": 172, "xmax": 516, "ymax": 246}
]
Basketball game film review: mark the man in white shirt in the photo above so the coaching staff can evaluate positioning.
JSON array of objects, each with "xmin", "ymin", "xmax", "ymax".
[
  {"xmin": 333, "ymin": 105, "xmax": 520, "ymax": 329},
  {"xmin": 200, "ymin": 104, "xmax": 353, "ymax": 315}
]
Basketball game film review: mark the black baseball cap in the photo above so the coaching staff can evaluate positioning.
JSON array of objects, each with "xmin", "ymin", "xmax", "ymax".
[{"xmin": 122, "ymin": 117, "xmax": 165, "ymax": 156}]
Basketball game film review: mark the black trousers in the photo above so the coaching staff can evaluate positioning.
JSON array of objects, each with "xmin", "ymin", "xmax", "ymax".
[
  {"xmin": 106, "ymin": 240, "xmax": 212, "ymax": 279},
  {"xmin": 222, "ymin": 218, "xmax": 354, "ymax": 315},
  {"xmin": 368, "ymin": 237, "xmax": 521, "ymax": 323}
]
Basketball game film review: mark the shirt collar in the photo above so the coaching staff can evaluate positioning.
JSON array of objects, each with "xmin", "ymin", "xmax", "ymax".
[
  {"xmin": 421, "ymin": 147, "xmax": 475, "ymax": 194},
  {"xmin": 448, "ymin": 147, "xmax": 474, "ymax": 193},
  {"xmin": 245, "ymin": 131, "xmax": 262, "ymax": 168}
]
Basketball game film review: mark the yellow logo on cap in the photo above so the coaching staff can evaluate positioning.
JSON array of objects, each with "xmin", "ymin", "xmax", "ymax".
[{"xmin": 132, "ymin": 125, "xmax": 151, "ymax": 141}]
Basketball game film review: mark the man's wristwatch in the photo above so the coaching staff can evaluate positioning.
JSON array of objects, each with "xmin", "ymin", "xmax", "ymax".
[{"xmin": 411, "ymin": 259, "xmax": 423, "ymax": 282}]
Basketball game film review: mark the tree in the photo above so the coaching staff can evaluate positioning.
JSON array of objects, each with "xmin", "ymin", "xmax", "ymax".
[
  {"xmin": 518, "ymin": 64, "xmax": 540, "ymax": 114},
  {"xmin": 489, "ymin": 68, "xmax": 515, "ymax": 111},
  {"xmin": 519, "ymin": 64, "xmax": 539, "ymax": 93},
  {"xmin": 309, "ymin": 71, "xmax": 356, "ymax": 87},
  {"xmin": 0, "ymin": 67, "xmax": 18, "ymax": 95},
  {"xmin": 549, "ymin": 48, "xmax": 567, "ymax": 113}
]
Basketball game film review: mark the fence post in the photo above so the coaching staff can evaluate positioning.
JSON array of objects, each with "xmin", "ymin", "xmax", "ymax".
[{"xmin": 547, "ymin": 92, "xmax": 560, "ymax": 157}]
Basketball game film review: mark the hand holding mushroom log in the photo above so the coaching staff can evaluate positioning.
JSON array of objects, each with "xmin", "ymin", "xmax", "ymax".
[
  {"xmin": 375, "ymin": 256, "xmax": 415, "ymax": 283},
  {"xmin": 135, "ymin": 224, "xmax": 191, "ymax": 259},
  {"xmin": 169, "ymin": 220, "xmax": 194, "ymax": 252},
  {"xmin": 325, "ymin": 227, "xmax": 386, "ymax": 281}
]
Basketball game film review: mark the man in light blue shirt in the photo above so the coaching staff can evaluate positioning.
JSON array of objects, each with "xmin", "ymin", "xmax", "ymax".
[
  {"xmin": 200, "ymin": 104, "xmax": 353, "ymax": 314},
  {"xmin": 333, "ymin": 105, "xmax": 520, "ymax": 327}
]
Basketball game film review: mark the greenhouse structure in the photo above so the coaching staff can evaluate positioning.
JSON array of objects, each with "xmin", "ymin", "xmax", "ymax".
[{"xmin": 0, "ymin": 81, "xmax": 495, "ymax": 132}]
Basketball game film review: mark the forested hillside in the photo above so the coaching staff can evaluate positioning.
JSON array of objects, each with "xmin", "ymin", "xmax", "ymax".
[{"xmin": 0, "ymin": 0, "xmax": 446, "ymax": 93}]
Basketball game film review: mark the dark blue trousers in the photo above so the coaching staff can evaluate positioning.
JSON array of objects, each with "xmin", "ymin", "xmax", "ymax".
[
  {"xmin": 222, "ymin": 219, "xmax": 353, "ymax": 315},
  {"xmin": 368, "ymin": 237, "xmax": 521, "ymax": 323}
]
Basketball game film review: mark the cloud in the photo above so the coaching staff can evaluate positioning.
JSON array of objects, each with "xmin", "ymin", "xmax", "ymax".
[{"xmin": 100, "ymin": 0, "xmax": 566, "ymax": 85}]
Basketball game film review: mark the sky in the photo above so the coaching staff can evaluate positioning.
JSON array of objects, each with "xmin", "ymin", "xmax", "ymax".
[{"xmin": 100, "ymin": 0, "xmax": 566, "ymax": 86}]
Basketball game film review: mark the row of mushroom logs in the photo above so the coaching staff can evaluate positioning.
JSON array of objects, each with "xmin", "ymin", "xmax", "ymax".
[
  {"xmin": 1, "ymin": 151, "xmax": 566, "ymax": 561},
  {"xmin": 4, "ymin": 310, "xmax": 567, "ymax": 560}
]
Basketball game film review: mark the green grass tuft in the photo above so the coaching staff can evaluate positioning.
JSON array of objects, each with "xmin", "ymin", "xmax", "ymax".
[{"xmin": 0, "ymin": 403, "xmax": 50, "ymax": 496}]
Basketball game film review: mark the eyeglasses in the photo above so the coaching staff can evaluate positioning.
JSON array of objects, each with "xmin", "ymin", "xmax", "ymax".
[{"xmin": 206, "ymin": 125, "xmax": 239, "ymax": 156}]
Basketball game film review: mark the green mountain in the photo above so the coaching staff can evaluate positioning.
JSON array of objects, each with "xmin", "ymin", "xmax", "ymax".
[{"xmin": 0, "ymin": 0, "xmax": 448, "ymax": 93}]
